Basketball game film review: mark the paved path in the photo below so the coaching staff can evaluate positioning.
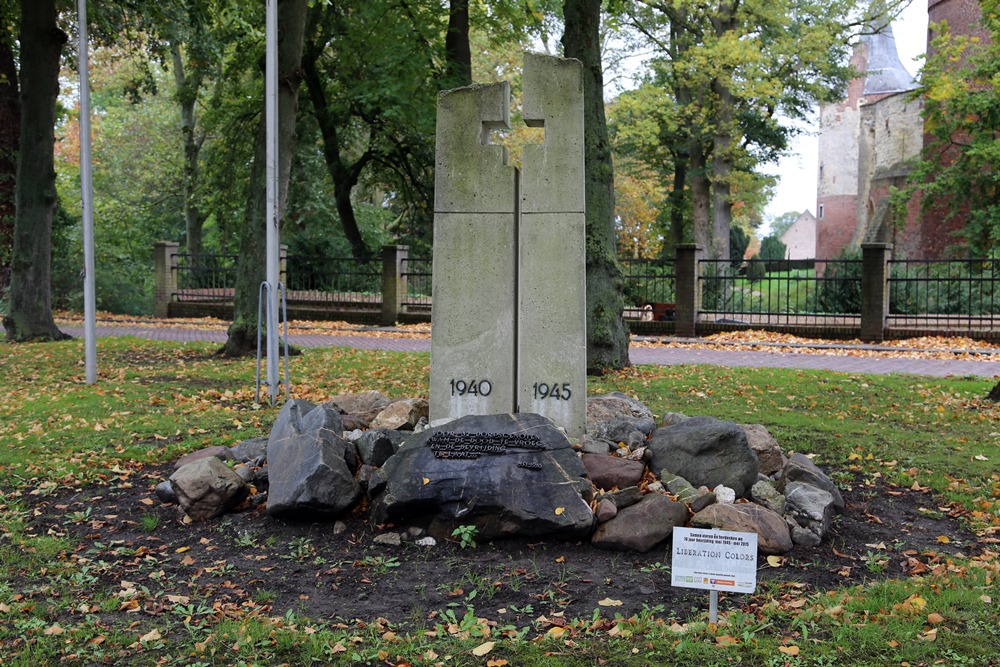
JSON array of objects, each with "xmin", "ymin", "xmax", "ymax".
[{"xmin": 60, "ymin": 324, "xmax": 1000, "ymax": 378}]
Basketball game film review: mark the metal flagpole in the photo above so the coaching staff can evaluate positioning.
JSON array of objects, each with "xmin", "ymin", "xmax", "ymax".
[
  {"xmin": 264, "ymin": 0, "xmax": 280, "ymax": 403},
  {"xmin": 77, "ymin": 0, "xmax": 97, "ymax": 384}
]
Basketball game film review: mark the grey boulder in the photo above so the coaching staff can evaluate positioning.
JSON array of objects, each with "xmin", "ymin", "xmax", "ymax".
[
  {"xmin": 777, "ymin": 453, "xmax": 844, "ymax": 512},
  {"xmin": 647, "ymin": 417, "xmax": 760, "ymax": 497},
  {"xmin": 266, "ymin": 402, "xmax": 360, "ymax": 518},
  {"xmin": 591, "ymin": 494, "xmax": 688, "ymax": 552},
  {"xmin": 169, "ymin": 457, "xmax": 248, "ymax": 521},
  {"xmin": 691, "ymin": 502, "xmax": 793, "ymax": 554}
]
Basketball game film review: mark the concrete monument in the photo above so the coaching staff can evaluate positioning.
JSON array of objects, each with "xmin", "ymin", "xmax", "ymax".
[{"xmin": 430, "ymin": 53, "xmax": 586, "ymax": 437}]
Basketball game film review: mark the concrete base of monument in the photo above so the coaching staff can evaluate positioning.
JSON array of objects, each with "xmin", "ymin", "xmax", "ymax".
[{"xmin": 151, "ymin": 391, "xmax": 846, "ymax": 555}]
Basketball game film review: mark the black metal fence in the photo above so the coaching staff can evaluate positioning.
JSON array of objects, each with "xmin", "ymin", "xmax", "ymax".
[
  {"xmin": 160, "ymin": 245, "xmax": 1000, "ymax": 339},
  {"xmin": 284, "ymin": 255, "xmax": 381, "ymax": 309},
  {"xmin": 888, "ymin": 257, "xmax": 1000, "ymax": 332},
  {"xmin": 620, "ymin": 257, "xmax": 675, "ymax": 320},
  {"xmin": 175, "ymin": 253, "xmax": 238, "ymax": 302},
  {"xmin": 401, "ymin": 257, "xmax": 433, "ymax": 311},
  {"xmin": 696, "ymin": 258, "xmax": 864, "ymax": 327}
]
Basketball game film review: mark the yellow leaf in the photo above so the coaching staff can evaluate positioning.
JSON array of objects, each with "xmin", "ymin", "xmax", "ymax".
[
  {"xmin": 766, "ymin": 555, "xmax": 783, "ymax": 567},
  {"xmin": 927, "ymin": 612, "xmax": 945, "ymax": 625},
  {"xmin": 140, "ymin": 629, "xmax": 162, "ymax": 643},
  {"xmin": 554, "ymin": 507, "xmax": 565, "ymax": 515},
  {"xmin": 139, "ymin": 498, "xmax": 155, "ymax": 506},
  {"xmin": 471, "ymin": 641, "xmax": 496, "ymax": 656},
  {"xmin": 598, "ymin": 597, "xmax": 623, "ymax": 607},
  {"xmin": 555, "ymin": 556, "xmax": 565, "ymax": 563},
  {"xmin": 778, "ymin": 645, "xmax": 800, "ymax": 656},
  {"xmin": 487, "ymin": 660, "xmax": 509, "ymax": 667},
  {"xmin": 716, "ymin": 635, "xmax": 739, "ymax": 646},
  {"xmin": 547, "ymin": 626, "xmax": 567, "ymax": 638},
  {"xmin": 919, "ymin": 627, "xmax": 938, "ymax": 641},
  {"xmin": 422, "ymin": 477, "xmax": 429, "ymax": 485},
  {"xmin": 936, "ymin": 535, "xmax": 951, "ymax": 544},
  {"xmin": 175, "ymin": 546, "xmax": 191, "ymax": 553}
]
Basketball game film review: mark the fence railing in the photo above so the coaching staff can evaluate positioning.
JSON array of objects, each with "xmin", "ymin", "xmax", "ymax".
[
  {"xmin": 698, "ymin": 258, "xmax": 863, "ymax": 328},
  {"xmin": 152, "ymin": 241, "xmax": 1000, "ymax": 340},
  {"xmin": 888, "ymin": 257, "xmax": 999, "ymax": 332}
]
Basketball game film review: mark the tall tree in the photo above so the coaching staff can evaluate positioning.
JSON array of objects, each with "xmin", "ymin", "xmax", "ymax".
[
  {"xmin": 221, "ymin": 0, "xmax": 309, "ymax": 356},
  {"xmin": 0, "ymin": 37, "xmax": 17, "ymax": 295},
  {"xmin": 445, "ymin": 0, "xmax": 472, "ymax": 88},
  {"xmin": 562, "ymin": 0, "xmax": 630, "ymax": 372},
  {"xmin": 4, "ymin": 0, "xmax": 68, "ymax": 341},
  {"xmin": 612, "ymin": 0, "xmax": 866, "ymax": 259}
]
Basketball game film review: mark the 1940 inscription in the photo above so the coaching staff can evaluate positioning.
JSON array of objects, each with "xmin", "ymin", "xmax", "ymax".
[
  {"xmin": 449, "ymin": 379, "xmax": 492, "ymax": 397},
  {"xmin": 428, "ymin": 432, "xmax": 545, "ymax": 465}
]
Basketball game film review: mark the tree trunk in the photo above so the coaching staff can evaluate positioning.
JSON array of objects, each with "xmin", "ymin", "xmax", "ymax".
[
  {"xmin": 444, "ymin": 0, "xmax": 471, "ymax": 88},
  {"xmin": 221, "ymin": 0, "xmax": 308, "ymax": 357},
  {"xmin": 710, "ymin": 78, "xmax": 733, "ymax": 262},
  {"xmin": 301, "ymin": 9, "xmax": 373, "ymax": 262},
  {"xmin": 709, "ymin": 1, "xmax": 737, "ymax": 262},
  {"xmin": 689, "ymin": 146, "xmax": 710, "ymax": 250},
  {"xmin": 171, "ymin": 42, "xmax": 206, "ymax": 260},
  {"xmin": 3, "ymin": 0, "xmax": 68, "ymax": 342},
  {"xmin": 562, "ymin": 0, "xmax": 630, "ymax": 373},
  {"xmin": 0, "ymin": 40, "xmax": 18, "ymax": 295}
]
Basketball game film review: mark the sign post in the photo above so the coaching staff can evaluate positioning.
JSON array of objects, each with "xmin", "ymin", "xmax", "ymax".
[{"xmin": 671, "ymin": 527, "xmax": 758, "ymax": 624}]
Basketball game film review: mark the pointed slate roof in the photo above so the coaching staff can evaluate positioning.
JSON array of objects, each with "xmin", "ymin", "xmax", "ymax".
[{"xmin": 861, "ymin": 20, "xmax": 920, "ymax": 95}]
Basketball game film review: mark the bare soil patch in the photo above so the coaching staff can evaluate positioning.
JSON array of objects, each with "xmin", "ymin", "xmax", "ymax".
[{"xmin": 21, "ymin": 467, "xmax": 982, "ymax": 629}]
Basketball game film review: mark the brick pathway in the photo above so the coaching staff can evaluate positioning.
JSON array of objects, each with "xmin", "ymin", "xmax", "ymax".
[{"xmin": 59, "ymin": 324, "xmax": 1000, "ymax": 378}]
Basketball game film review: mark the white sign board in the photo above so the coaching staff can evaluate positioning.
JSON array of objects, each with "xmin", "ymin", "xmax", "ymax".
[{"xmin": 671, "ymin": 527, "xmax": 758, "ymax": 594}]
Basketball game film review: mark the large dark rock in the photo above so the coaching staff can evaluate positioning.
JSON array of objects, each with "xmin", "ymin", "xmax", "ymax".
[
  {"xmin": 647, "ymin": 417, "xmax": 759, "ymax": 497},
  {"xmin": 266, "ymin": 402, "xmax": 360, "ymax": 518},
  {"xmin": 777, "ymin": 453, "xmax": 844, "ymax": 512},
  {"xmin": 368, "ymin": 413, "xmax": 594, "ymax": 540},
  {"xmin": 354, "ymin": 429, "xmax": 407, "ymax": 467},
  {"xmin": 591, "ymin": 494, "xmax": 688, "ymax": 552}
]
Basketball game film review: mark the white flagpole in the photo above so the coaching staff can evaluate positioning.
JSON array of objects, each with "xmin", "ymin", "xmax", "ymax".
[
  {"xmin": 265, "ymin": 0, "xmax": 280, "ymax": 402},
  {"xmin": 77, "ymin": 0, "xmax": 97, "ymax": 384}
]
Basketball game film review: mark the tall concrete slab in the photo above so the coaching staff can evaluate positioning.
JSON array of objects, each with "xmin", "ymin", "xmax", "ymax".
[
  {"xmin": 430, "ymin": 82, "xmax": 518, "ymax": 422},
  {"xmin": 517, "ymin": 53, "xmax": 587, "ymax": 437}
]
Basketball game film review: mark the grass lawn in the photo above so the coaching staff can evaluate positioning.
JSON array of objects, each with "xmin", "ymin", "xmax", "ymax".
[{"xmin": 1, "ymin": 336, "xmax": 999, "ymax": 666}]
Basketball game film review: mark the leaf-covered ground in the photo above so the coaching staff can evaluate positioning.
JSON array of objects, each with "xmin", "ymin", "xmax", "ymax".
[{"xmin": 2, "ymin": 334, "xmax": 999, "ymax": 665}]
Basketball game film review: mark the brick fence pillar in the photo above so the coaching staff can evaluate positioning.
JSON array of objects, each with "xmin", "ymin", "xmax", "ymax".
[
  {"xmin": 674, "ymin": 243, "xmax": 704, "ymax": 338},
  {"xmin": 153, "ymin": 241, "xmax": 179, "ymax": 318},
  {"xmin": 382, "ymin": 244, "xmax": 409, "ymax": 326},
  {"xmin": 861, "ymin": 242, "xmax": 892, "ymax": 342}
]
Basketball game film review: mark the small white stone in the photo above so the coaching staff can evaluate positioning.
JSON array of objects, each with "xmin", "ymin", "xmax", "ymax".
[
  {"xmin": 715, "ymin": 485, "xmax": 736, "ymax": 504},
  {"xmin": 647, "ymin": 480, "xmax": 665, "ymax": 494},
  {"xmin": 415, "ymin": 536, "xmax": 437, "ymax": 547},
  {"xmin": 344, "ymin": 429, "xmax": 364, "ymax": 442}
]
